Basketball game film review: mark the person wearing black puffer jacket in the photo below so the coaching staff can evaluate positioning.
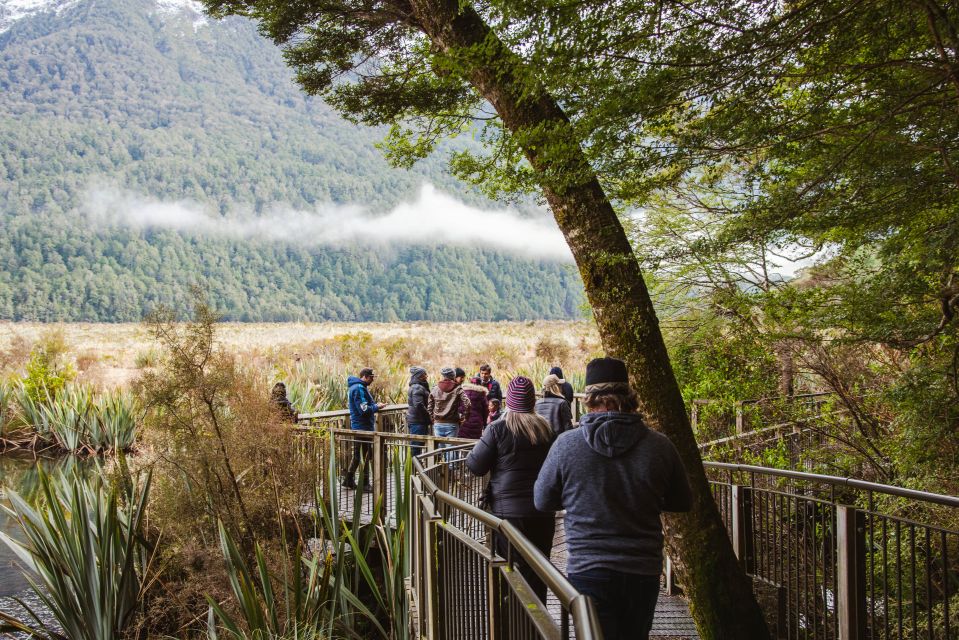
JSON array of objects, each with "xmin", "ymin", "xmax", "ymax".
[
  {"xmin": 406, "ymin": 366, "xmax": 431, "ymax": 455},
  {"xmin": 535, "ymin": 373, "xmax": 573, "ymax": 436},
  {"xmin": 466, "ymin": 376, "xmax": 556, "ymax": 602}
]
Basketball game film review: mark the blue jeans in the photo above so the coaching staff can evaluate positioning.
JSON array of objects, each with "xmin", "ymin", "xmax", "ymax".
[
  {"xmin": 567, "ymin": 569, "xmax": 660, "ymax": 640},
  {"xmin": 408, "ymin": 423, "xmax": 429, "ymax": 457},
  {"xmin": 434, "ymin": 423, "xmax": 458, "ymax": 460}
]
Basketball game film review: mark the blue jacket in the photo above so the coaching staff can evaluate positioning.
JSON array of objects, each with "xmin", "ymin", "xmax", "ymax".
[
  {"xmin": 480, "ymin": 377, "xmax": 503, "ymax": 402},
  {"xmin": 347, "ymin": 376, "xmax": 379, "ymax": 430}
]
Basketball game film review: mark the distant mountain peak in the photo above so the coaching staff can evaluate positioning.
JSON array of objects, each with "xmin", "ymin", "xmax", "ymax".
[
  {"xmin": 155, "ymin": 0, "xmax": 207, "ymax": 30},
  {"xmin": 0, "ymin": 0, "xmax": 209, "ymax": 33},
  {"xmin": 0, "ymin": 0, "xmax": 80, "ymax": 32},
  {"xmin": 155, "ymin": 0, "xmax": 204, "ymax": 12}
]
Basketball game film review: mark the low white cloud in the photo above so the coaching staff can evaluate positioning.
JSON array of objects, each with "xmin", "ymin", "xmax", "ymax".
[{"xmin": 81, "ymin": 183, "xmax": 573, "ymax": 261}]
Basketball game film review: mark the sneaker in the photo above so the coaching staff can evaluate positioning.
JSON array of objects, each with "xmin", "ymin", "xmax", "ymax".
[
  {"xmin": 362, "ymin": 483, "xmax": 372, "ymax": 493},
  {"xmin": 341, "ymin": 477, "xmax": 357, "ymax": 490}
]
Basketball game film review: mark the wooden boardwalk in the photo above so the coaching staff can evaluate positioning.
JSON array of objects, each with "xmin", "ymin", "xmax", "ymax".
[{"xmin": 337, "ymin": 485, "xmax": 699, "ymax": 639}]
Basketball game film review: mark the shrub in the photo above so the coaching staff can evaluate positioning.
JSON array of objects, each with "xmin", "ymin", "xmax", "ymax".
[
  {"xmin": 138, "ymin": 297, "xmax": 301, "ymax": 559},
  {"xmin": 0, "ymin": 334, "xmax": 32, "ymax": 373},
  {"xmin": 20, "ymin": 330, "xmax": 76, "ymax": 404},
  {"xmin": 533, "ymin": 336, "xmax": 571, "ymax": 364},
  {"xmin": 75, "ymin": 350, "xmax": 101, "ymax": 374},
  {"xmin": 134, "ymin": 348, "xmax": 159, "ymax": 369}
]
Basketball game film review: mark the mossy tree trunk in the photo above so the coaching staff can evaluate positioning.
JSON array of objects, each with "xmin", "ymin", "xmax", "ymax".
[{"xmin": 405, "ymin": 0, "xmax": 770, "ymax": 637}]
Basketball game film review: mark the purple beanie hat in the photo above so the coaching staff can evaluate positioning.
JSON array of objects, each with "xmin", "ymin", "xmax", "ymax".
[{"xmin": 506, "ymin": 376, "xmax": 536, "ymax": 413}]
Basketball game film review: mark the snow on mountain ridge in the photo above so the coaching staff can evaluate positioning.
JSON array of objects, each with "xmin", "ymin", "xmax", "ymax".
[
  {"xmin": 155, "ymin": 0, "xmax": 204, "ymax": 16},
  {"xmin": 0, "ymin": 0, "xmax": 209, "ymax": 33},
  {"xmin": 0, "ymin": 0, "xmax": 80, "ymax": 32},
  {"xmin": 155, "ymin": 0, "xmax": 207, "ymax": 31}
]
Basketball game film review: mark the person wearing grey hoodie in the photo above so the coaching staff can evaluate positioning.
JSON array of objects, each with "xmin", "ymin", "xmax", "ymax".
[{"xmin": 534, "ymin": 357, "xmax": 692, "ymax": 640}]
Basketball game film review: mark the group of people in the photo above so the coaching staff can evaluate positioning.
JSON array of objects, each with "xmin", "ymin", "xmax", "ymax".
[
  {"xmin": 404, "ymin": 363, "xmax": 574, "ymax": 443},
  {"xmin": 338, "ymin": 357, "xmax": 693, "ymax": 640}
]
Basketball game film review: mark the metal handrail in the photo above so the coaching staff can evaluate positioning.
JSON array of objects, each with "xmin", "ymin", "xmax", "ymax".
[
  {"xmin": 294, "ymin": 424, "xmax": 477, "ymax": 447},
  {"xmin": 739, "ymin": 391, "xmax": 836, "ymax": 404},
  {"xmin": 411, "ymin": 449, "xmax": 602, "ymax": 639},
  {"xmin": 705, "ymin": 461, "xmax": 959, "ymax": 507},
  {"xmin": 698, "ymin": 407, "xmax": 852, "ymax": 447},
  {"xmin": 312, "ymin": 403, "xmax": 959, "ymax": 507},
  {"xmin": 296, "ymin": 404, "xmax": 408, "ymax": 421},
  {"xmin": 414, "ymin": 453, "xmax": 584, "ymax": 607}
]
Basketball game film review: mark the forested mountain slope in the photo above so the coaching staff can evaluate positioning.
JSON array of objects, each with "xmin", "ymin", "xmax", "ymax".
[{"xmin": 0, "ymin": 0, "xmax": 581, "ymax": 321}]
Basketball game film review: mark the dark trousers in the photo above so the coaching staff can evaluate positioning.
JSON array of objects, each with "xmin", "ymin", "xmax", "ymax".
[
  {"xmin": 345, "ymin": 439, "xmax": 372, "ymax": 485},
  {"xmin": 493, "ymin": 515, "xmax": 556, "ymax": 604},
  {"xmin": 567, "ymin": 569, "xmax": 660, "ymax": 640}
]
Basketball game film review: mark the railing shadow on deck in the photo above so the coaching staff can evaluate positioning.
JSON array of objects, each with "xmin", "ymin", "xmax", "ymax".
[{"xmin": 293, "ymin": 405, "xmax": 958, "ymax": 640}]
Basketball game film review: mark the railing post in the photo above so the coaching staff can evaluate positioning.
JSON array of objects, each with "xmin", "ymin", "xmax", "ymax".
[
  {"xmin": 732, "ymin": 485, "xmax": 755, "ymax": 573},
  {"xmin": 837, "ymin": 505, "xmax": 866, "ymax": 640},
  {"xmin": 664, "ymin": 554, "xmax": 677, "ymax": 595},
  {"xmin": 423, "ymin": 515, "xmax": 441, "ymax": 639},
  {"xmin": 372, "ymin": 432, "xmax": 386, "ymax": 508},
  {"xmin": 409, "ymin": 488, "xmax": 423, "ymax": 637},
  {"xmin": 487, "ymin": 556, "xmax": 506, "ymax": 639}
]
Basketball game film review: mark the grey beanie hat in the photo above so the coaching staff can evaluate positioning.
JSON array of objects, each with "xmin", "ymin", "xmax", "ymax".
[
  {"xmin": 409, "ymin": 366, "xmax": 427, "ymax": 382},
  {"xmin": 440, "ymin": 367, "xmax": 456, "ymax": 380}
]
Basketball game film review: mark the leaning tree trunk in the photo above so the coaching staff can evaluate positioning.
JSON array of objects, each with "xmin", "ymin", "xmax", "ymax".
[{"xmin": 405, "ymin": 1, "xmax": 771, "ymax": 637}]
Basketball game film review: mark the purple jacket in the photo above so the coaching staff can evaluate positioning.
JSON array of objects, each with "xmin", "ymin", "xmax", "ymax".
[{"xmin": 459, "ymin": 382, "xmax": 489, "ymax": 439}]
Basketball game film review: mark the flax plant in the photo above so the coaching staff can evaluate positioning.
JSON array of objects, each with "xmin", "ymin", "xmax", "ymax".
[
  {"xmin": 0, "ymin": 466, "xmax": 153, "ymax": 640},
  {"xmin": 92, "ymin": 391, "xmax": 139, "ymax": 451},
  {"xmin": 207, "ymin": 433, "xmax": 411, "ymax": 640},
  {"xmin": 15, "ymin": 383, "xmax": 52, "ymax": 439},
  {"xmin": 11, "ymin": 385, "xmax": 140, "ymax": 453},
  {"xmin": 40, "ymin": 385, "xmax": 92, "ymax": 452},
  {"xmin": 0, "ymin": 379, "xmax": 13, "ymax": 440}
]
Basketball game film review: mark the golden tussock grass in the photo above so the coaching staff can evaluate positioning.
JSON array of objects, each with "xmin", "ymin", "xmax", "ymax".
[{"xmin": 0, "ymin": 321, "xmax": 603, "ymax": 393}]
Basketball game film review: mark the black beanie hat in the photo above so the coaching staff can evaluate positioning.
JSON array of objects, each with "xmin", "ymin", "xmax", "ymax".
[
  {"xmin": 585, "ymin": 357, "xmax": 629, "ymax": 391},
  {"xmin": 454, "ymin": 367, "xmax": 466, "ymax": 378},
  {"xmin": 548, "ymin": 366, "xmax": 565, "ymax": 379}
]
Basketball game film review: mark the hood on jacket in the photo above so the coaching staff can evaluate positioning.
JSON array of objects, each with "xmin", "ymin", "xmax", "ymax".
[
  {"xmin": 437, "ymin": 379, "xmax": 457, "ymax": 393},
  {"xmin": 461, "ymin": 382, "xmax": 488, "ymax": 395},
  {"xmin": 579, "ymin": 411, "xmax": 648, "ymax": 458},
  {"xmin": 347, "ymin": 375, "xmax": 366, "ymax": 387}
]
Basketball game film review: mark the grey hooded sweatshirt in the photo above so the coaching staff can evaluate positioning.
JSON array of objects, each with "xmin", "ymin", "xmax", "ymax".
[{"xmin": 533, "ymin": 411, "xmax": 692, "ymax": 576}]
